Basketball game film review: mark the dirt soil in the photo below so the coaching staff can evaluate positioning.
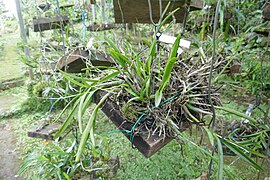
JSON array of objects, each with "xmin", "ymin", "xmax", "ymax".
[
  {"xmin": 0, "ymin": 24, "xmax": 25, "ymax": 179},
  {"xmin": 0, "ymin": 94, "xmax": 21, "ymax": 180},
  {"xmin": 0, "ymin": 122, "xmax": 20, "ymax": 180}
]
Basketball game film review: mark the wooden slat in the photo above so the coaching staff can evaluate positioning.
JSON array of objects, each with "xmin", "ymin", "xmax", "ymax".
[
  {"xmin": 57, "ymin": 49, "xmax": 115, "ymax": 73},
  {"xmin": 87, "ymin": 23, "xmax": 125, "ymax": 31},
  {"xmin": 113, "ymin": 0, "xmax": 203, "ymax": 23},
  {"xmin": 94, "ymin": 93, "xmax": 188, "ymax": 158},
  {"xmin": 33, "ymin": 16, "xmax": 69, "ymax": 32},
  {"xmin": 28, "ymin": 123, "xmax": 60, "ymax": 140},
  {"xmin": 60, "ymin": 4, "xmax": 74, "ymax": 9}
]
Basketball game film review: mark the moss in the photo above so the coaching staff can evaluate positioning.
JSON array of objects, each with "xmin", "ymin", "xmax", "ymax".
[{"xmin": 32, "ymin": 81, "xmax": 47, "ymax": 97}]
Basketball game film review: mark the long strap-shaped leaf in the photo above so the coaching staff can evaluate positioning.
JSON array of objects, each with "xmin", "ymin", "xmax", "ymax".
[
  {"xmin": 215, "ymin": 106, "xmax": 256, "ymax": 124},
  {"xmin": 219, "ymin": 135, "xmax": 264, "ymax": 171},
  {"xmin": 189, "ymin": 102, "xmax": 257, "ymax": 124},
  {"xmin": 108, "ymin": 48, "xmax": 128, "ymax": 68},
  {"xmin": 214, "ymin": 135, "xmax": 223, "ymax": 180},
  {"xmin": 169, "ymin": 34, "xmax": 181, "ymax": 59},
  {"xmin": 78, "ymin": 89, "xmax": 97, "ymax": 133},
  {"xmin": 204, "ymin": 128, "xmax": 224, "ymax": 179},
  {"xmin": 54, "ymin": 97, "xmax": 81, "ymax": 139},
  {"xmin": 155, "ymin": 35, "xmax": 181, "ymax": 106},
  {"xmin": 154, "ymin": 56, "xmax": 177, "ymax": 106},
  {"xmin": 60, "ymin": 70, "xmax": 90, "ymax": 88},
  {"xmin": 145, "ymin": 39, "xmax": 157, "ymax": 75},
  {"xmin": 75, "ymin": 93, "xmax": 111, "ymax": 162}
]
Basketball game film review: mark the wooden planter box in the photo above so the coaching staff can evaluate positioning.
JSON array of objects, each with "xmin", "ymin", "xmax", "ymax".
[
  {"xmin": 94, "ymin": 93, "xmax": 188, "ymax": 157},
  {"xmin": 33, "ymin": 16, "xmax": 69, "ymax": 32},
  {"xmin": 57, "ymin": 49, "xmax": 115, "ymax": 73},
  {"xmin": 27, "ymin": 91, "xmax": 188, "ymax": 157},
  {"xmin": 113, "ymin": 0, "xmax": 203, "ymax": 23}
]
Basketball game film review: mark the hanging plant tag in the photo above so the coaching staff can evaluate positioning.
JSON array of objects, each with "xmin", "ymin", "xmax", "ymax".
[
  {"xmin": 177, "ymin": 48, "xmax": 183, "ymax": 55},
  {"xmin": 159, "ymin": 34, "xmax": 191, "ymax": 48},
  {"xmin": 160, "ymin": 34, "xmax": 188, "ymax": 55}
]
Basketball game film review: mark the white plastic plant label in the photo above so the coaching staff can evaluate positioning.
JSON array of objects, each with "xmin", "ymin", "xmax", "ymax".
[
  {"xmin": 159, "ymin": 34, "xmax": 191, "ymax": 49},
  {"xmin": 178, "ymin": 48, "xmax": 183, "ymax": 55}
]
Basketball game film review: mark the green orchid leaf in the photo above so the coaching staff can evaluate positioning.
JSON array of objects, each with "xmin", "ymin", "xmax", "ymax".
[
  {"xmin": 214, "ymin": 135, "xmax": 224, "ymax": 180},
  {"xmin": 155, "ymin": 56, "xmax": 177, "ymax": 107},
  {"xmin": 215, "ymin": 106, "xmax": 256, "ymax": 124},
  {"xmin": 76, "ymin": 93, "xmax": 111, "ymax": 162},
  {"xmin": 54, "ymin": 97, "xmax": 81, "ymax": 139},
  {"xmin": 222, "ymin": 138, "xmax": 263, "ymax": 171}
]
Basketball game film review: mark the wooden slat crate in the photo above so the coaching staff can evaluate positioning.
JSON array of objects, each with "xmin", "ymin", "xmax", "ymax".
[
  {"xmin": 94, "ymin": 93, "xmax": 188, "ymax": 158},
  {"xmin": 27, "ymin": 91, "xmax": 188, "ymax": 157},
  {"xmin": 57, "ymin": 49, "xmax": 115, "ymax": 73},
  {"xmin": 113, "ymin": 0, "xmax": 203, "ymax": 23},
  {"xmin": 33, "ymin": 16, "xmax": 69, "ymax": 32}
]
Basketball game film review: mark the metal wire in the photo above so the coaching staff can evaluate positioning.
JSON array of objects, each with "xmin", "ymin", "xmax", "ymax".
[
  {"xmin": 207, "ymin": 0, "xmax": 222, "ymax": 178},
  {"xmin": 181, "ymin": 0, "xmax": 191, "ymax": 36},
  {"xmin": 82, "ymin": 10, "xmax": 86, "ymax": 41},
  {"xmin": 117, "ymin": 0, "xmax": 124, "ymax": 23},
  {"xmin": 54, "ymin": 0, "xmax": 67, "ymax": 71},
  {"xmin": 147, "ymin": 0, "xmax": 162, "ymax": 26},
  {"xmin": 34, "ymin": 0, "xmax": 57, "ymax": 115}
]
